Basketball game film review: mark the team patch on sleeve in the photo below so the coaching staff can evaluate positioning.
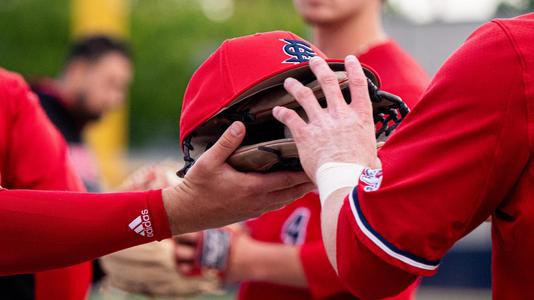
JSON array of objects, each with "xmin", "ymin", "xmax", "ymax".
[
  {"xmin": 359, "ymin": 168, "xmax": 383, "ymax": 192},
  {"xmin": 348, "ymin": 187, "xmax": 440, "ymax": 272}
]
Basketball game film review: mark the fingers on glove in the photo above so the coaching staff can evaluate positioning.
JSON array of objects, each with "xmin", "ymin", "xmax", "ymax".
[
  {"xmin": 272, "ymin": 106, "xmax": 306, "ymax": 139},
  {"xmin": 345, "ymin": 55, "xmax": 373, "ymax": 115},
  {"xmin": 309, "ymin": 56, "xmax": 346, "ymax": 113},
  {"xmin": 283, "ymin": 77, "xmax": 323, "ymax": 121},
  {"xmin": 198, "ymin": 122, "xmax": 246, "ymax": 167}
]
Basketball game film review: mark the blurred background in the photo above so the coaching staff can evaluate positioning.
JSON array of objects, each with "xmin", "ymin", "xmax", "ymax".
[{"xmin": 1, "ymin": 0, "xmax": 532, "ymax": 299}]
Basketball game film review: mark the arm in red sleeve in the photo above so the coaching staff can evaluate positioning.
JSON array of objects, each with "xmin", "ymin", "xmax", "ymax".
[
  {"xmin": 300, "ymin": 241, "xmax": 348, "ymax": 299},
  {"xmin": 300, "ymin": 240, "xmax": 419, "ymax": 300},
  {"xmin": 0, "ymin": 68, "xmax": 83, "ymax": 192},
  {"xmin": 301, "ymin": 239, "xmax": 419, "ymax": 300},
  {"xmin": 334, "ymin": 20, "xmax": 529, "ymax": 298},
  {"xmin": 0, "ymin": 188, "xmax": 171, "ymax": 275}
]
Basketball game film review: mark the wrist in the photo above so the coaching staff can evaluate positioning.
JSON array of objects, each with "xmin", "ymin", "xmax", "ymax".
[
  {"xmin": 161, "ymin": 188, "xmax": 177, "ymax": 235},
  {"xmin": 315, "ymin": 162, "xmax": 364, "ymax": 207},
  {"xmin": 226, "ymin": 234, "xmax": 259, "ymax": 282},
  {"xmin": 162, "ymin": 185, "xmax": 188, "ymax": 235}
]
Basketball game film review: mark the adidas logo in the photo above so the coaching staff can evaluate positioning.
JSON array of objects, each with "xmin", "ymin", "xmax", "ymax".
[{"xmin": 129, "ymin": 209, "xmax": 154, "ymax": 238}]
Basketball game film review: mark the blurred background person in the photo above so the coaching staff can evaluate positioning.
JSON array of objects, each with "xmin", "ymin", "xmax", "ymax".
[
  {"xmin": 237, "ymin": 0, "xmax": 428, "ymax": 298},
  {"xmin": 175, "ymin": 1, "xmax": 429, "ymax": 300},
  {"xmin": 31, "ymin": 35, "xmax": 132, "ymax": 193},
  {"xmin": 294, "ymin": 0, "xmax": 429, "ymax": 100},
  {"xmin": 31, "ymin": 35, "xmax": 132, "ymax": 293}
]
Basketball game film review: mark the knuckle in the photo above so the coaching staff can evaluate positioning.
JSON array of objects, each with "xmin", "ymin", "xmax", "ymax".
[
  {"xmin": 218, "ymin": 134, "xmax": 235, "ymax": 150},
  {"xmin": 292, "ymin": 125, "xmax": 307, "ymax": 138},
  {"xmin": 296, "ymin": 86, "xmax": 314, "ymax": 99},
  {"xmin": 284, "ymin": 110, "xmax": 299, "ymax": 122},
  {"xmin": 278, "ymin": 109, "xmax": 292, "ymax": 122},
  {"xmin": 349, "ymin": 76, "xmax": 367, "ymax": 87},
  {"xmin": 193, "ymin": 158, "xmax": 209, "ymax": 173},
  {"xmin": 241, "ymin": 179, "xmax": 260, "ymax": 195},
  {"xmin": 319, "ymin": 73, "xmax": 339, "ymax": 85},
  {"xmin": 246, "ymin": 184, "xmax": 260, "ymax": 195}
]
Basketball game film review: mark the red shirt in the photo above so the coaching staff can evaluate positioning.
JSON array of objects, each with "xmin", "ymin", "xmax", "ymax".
[
  {"xmin": 0, "ymin": 68, "xmax": 92, "ymax": 300},
  {"xmin": 0, "ymin": 69, "xmax": 171, "ymax": 288},
  {"xmin": 239, "ymin": 40, "xmax": 429, "ymax": 300},
  {"xmin": 336, "ymin": 14, "xmax": 534, "ymax": 299}
]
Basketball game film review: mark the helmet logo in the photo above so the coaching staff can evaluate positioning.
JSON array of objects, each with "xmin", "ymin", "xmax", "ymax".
[{"xmin": 281, "ymin": 39, "xmax": 316, "ymax": 64}]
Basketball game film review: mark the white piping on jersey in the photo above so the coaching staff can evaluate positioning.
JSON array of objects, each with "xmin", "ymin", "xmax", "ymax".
[{"xmin": 348, "ymin": 188, "xmax": 439, "ymax": 271}]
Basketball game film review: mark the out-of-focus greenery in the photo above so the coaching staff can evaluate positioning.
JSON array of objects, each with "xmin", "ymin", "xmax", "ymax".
[
  {"xmin": 0, "ymin": 0, "xmax": 70, "ymax": 76},
  {"xmin": 0, "ymin": 0, "xmax": 307, "ymax": 148},
  {"xmin": 130, "ymin": 0, "xmax": 307, "ymax": 147}
]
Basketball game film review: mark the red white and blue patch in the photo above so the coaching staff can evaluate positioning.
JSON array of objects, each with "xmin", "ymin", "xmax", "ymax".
[{"xmin": 359, "ymin": 168, "xmax": 383, "ymax": 192}]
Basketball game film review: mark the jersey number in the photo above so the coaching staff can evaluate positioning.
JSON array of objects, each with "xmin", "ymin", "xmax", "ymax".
[{"xmin": 281, "ymin": 208, "xmax": 310, "ymax": 245}]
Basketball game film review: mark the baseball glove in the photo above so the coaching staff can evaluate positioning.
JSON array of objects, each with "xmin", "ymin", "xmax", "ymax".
[{"xmin": 178, "ymin": 63, "xmax": 409, "ymax": 176}]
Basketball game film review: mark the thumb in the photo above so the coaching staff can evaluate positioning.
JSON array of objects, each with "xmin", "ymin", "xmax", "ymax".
[{"xmin": 201, "ymin": 121, "xmax": 246, "ymax": 166}]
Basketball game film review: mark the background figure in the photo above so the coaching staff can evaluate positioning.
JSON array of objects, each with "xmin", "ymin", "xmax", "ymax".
[
  {"xmin": 237, "ymin": 1, "xmax": 428, "ymax": 299},
  {"xmin": 31, "ymin": 36, "xmax": 132, "ymax": 294},
  {"xmin": 31, "ymin": 35, "xmax": 132, "ymax": 192}
]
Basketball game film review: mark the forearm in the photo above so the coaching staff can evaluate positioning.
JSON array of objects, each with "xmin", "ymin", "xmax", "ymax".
[
  {"xmin": 0, "ymin": 188, "xmax": 171, "ymax": 275},
  {"xmin": 321, "ymin": 187, "xmax": 352, "ymax": 273},
  {"xmin": 228, "ymin": 238, "xmax": 307, "ymax": 287}
]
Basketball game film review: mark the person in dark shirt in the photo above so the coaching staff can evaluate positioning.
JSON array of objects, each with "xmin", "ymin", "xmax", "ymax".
[{"xmin": 32, "ymin": 35, "xmax": 133, "ymax": 192}]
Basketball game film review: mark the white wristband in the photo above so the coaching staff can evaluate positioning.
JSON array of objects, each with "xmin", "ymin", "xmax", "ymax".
[{"xmin": 316, "ymin": 162, "xmax": 365, "ymax": 207}]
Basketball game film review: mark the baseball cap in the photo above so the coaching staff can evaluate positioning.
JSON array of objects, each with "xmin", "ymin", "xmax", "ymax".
[{"xmin": 179, "ymin": 31, "xmax": 380, "ymax": 146}]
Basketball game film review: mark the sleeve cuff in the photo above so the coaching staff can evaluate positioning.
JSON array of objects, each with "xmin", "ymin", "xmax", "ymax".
[
  {"xmin": 345, "ymin": 188, "xmax": 439, "ymax": 276},
  {"xmin": 335, "ymin": 197, "xmax": 419, "ymax": 298},
  {"xmin": 146, "ymin": 189, "xmax": 172, "ymax": 240}
]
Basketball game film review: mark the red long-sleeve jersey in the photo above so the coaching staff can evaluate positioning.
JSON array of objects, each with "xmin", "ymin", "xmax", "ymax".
[
  {"xmin": 0, "ymin": 67, "xmax": 94, "ymax": 299},
  {"xmin": 0, "ymin": 188, "xmax": 171, "ymax": 275},
  {"xmin": 336, "ymin": 14, "xmax": 534, "ymax": 299},
  {"xmin": 0, "ymin": 68, "xmax": 171, "ymax": 277}
]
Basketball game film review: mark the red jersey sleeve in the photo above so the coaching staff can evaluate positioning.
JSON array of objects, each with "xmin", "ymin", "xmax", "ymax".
[
  {"xmin": 299, "ymin": 241, "xmax": 348, "ymax": 299},
  {"xmin": 335, "ymin": 21, "xmax": 530, "ymax": 298},
  {"xmin": 0, "ymin": 69, "xmax": 84, "ymax": 192},
  {"xmin": 0, "ymin": 188, "xmax": 171, "ymax": 275},
  {"xmin": 0, "ymin": 68, "xmax": 93, "ymax": 299}
]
